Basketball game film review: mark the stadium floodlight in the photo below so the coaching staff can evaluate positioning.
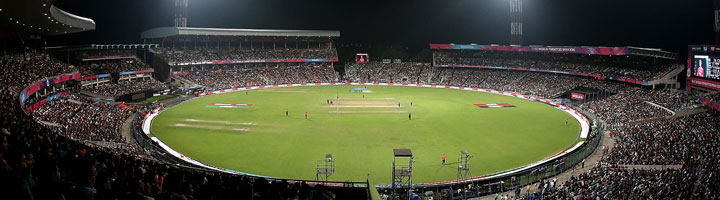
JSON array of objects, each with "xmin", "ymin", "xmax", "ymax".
[{"xmin": 510, "ymin": 0, "xmax": 523, "ymax": 45}]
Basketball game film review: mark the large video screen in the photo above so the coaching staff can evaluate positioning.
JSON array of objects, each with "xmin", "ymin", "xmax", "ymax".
[
  {"xmin": 692, "ymin": 55, "xmax": 720, "ymax": 80},
  {"xmin": 355, "ymin": 53, "xmax": 369, "ymax": 63}
]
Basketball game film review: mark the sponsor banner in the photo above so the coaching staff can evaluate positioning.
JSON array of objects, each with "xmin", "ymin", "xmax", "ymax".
[
  {"xmin": 135, "ymin": 69, "xmax": 154, "ymax": 74},
  {"xmin": 82, "ymin": 73, "xmax": 111, "ymax": 81},
  {"xmin": 571, "ymin": 93, "xmax": 585, "ymax": 100},
  {"xmin": 173, "ymin": 71, "xmax": 189, "ymax": 76},
  {"xmin": 207, "ymin": 103, "xmax": 252, "ymax": 109},
  {"xmin": 82, "ymin": 75, "xmax": 97, "ymax": 81},
  {"xmin": 20, "ymin": 73, "xmax": 81, "ymax": 105},
  {"xmin": 175, "ymin": 58, "xmax": 339, "ymax": 66},
  {"xmin": 430, "ymin": 44, "xmax": 629, "ymax": 56},
  {"xmin": 83, "ymin": 54, "xmax": 135, "ymax": 61},
  {"xmin": 25, "ymin": 91, "xmax": 69, "ymax": 113},
  {"xmin": 474, "ymin": 103, "xmax": 516, "ymax": 108},
  {"xmin": 607, "ymin": 76, "xmax": 648, "ymax": 86},
  {"xmin": 206, "ymin": 105, "xmax": 251, "ymax": 108},
  {"xmin": 689, "ymin": 77, "xmax": 720, "ymax": 91},
  {"xmin": 120, "ymin": 68, "xmax": 154, "ymax": 75}
]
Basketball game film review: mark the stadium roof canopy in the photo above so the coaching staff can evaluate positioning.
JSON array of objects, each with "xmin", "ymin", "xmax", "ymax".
[
  {"xmin": 45, "ymin": 44, "xmax": 160, "ymax": 52},
  {"xmin": 0, "ymin": 1, "xmax": 95, "ymax": 35},
  {"xmin": 141, "ymin": 27, "xmax": 340, "ymax": 39},
  {"xmin": 430, "ymin": 44, "xmax": 679, "ymax": 60}
]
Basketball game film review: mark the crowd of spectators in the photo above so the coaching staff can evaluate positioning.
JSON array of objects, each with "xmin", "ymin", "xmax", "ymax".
[
  {"xmin": 179, "ymin": 64, "xmax": 338, "ymax": 91},
  {"xmin": 3, "ymin": 47, "xmax": 718, "ymax": 199},
  {"xmin": 0, "ymin": 51, "xmax": 77, "ymax": 92},
  {"xmin": 702, "ymin": 92, "xmax": 720, "ymax": 105},
  {"xmin": 644, "ymin": 89, "xmax": 702, "ymax": 112},
  {"xmin": 31, "ymin": 94, "xmax": 137, "ymax": 143},
  {"xmin": 157, "ymin": 47, "xmax": 338, "ymax": 64},
  {"xmin": 579, "ymin": 79, "xmax": 632, "ymax": 94},
  {"xmin": 346, "ymin": 62, "xmax": 595, "ymax": 98},
  {"xmin": 80, "ymin": 58, "xmax": 149, "ymax": 76},
  {"xmin": 581, "ymin": 88, "xmax": 673, "ymax": 129},
  {"xmin": 345, "ymin": 62, "xmax": 432, "ymax": 84},
  {"xmin": 580, "ymin": 88, "xmax": 704, "ymax": 130},
  {"xmin": 520, "ymin": 111, "xmax": 720, "ymax": 199},
  {"xmin": 511, "ymin": 80, "xmax": 717, "ymax": 199},
  {"xmin": 433, "ymin": 51, "xmax": 683, "ymax": 81},
  {"xmin": 84, "ymin": 78, "xmax": 167, "ymax": 97},
  {"xmin": 2, "ymin": 84, "xmax": 348, "ymax": 200}
]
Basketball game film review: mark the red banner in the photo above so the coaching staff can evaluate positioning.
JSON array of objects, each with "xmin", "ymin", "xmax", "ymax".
[
  {"xmin": 571, "ymin": 93, "xmax": 585, "ymax": 100},
  {"xmin": 689, "ymin": 78, "xmax": 720, "ymax": 91}
]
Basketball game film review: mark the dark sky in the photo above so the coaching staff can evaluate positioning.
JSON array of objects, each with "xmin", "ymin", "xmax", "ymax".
[{"xmin": 53, "ymin": 0, "xmax": 714, "ymax": 54}]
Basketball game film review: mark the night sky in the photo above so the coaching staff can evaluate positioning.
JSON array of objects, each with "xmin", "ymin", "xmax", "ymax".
[{"xmin": 52, "ymin": 0, "xmax": 714, "ymax": 54}]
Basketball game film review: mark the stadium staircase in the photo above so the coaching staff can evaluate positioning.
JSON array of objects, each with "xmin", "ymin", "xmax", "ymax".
[
  {"xmin": 631, "ymin": 104, "xmax": 709, "ymax": 124},
  {"xmin": 670, "ymin": 106, "xmax": 710, "ymax": 118},
  {"xmin": 170, "ymin": 75, "xmax": 200, "ymax": 89},
  {"xmin": 647, "ymin": 65, "xmax": 685, "ymax": 89}
]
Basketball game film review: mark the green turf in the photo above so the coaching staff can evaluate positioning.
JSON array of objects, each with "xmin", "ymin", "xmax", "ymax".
[{"xmin": 151, "ymin": 85, "xmax": 580, "ymax": 184}]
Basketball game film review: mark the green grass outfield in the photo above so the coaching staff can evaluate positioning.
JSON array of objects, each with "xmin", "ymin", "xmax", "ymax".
[{"xmin": 151, "ymin": 85, "xmax": 580, "ymax": 184}]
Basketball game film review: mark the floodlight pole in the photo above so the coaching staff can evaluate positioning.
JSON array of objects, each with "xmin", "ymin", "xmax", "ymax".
[
  {"xmin": 175, "ymin": 0, "xmax": 188, "ymax": 27},
  {"xmin": 510, "ymin": 0, "xmax": 523, "ymax": 45}
]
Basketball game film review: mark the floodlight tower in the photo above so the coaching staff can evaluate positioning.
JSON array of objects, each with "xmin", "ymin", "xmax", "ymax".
[
  {"xmin": 175, "ymin": 0, "xmax": 188, "ymax": 27},
  {"xmin": 510, "ymin": 0, "xmax": 523, "ymax": 45},
  {"xmin": 715, "ymin": 0, "xmax": 720, "ymax": 43}
]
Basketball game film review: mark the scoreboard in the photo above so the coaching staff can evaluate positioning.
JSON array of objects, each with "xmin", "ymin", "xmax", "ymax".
[
  {"xmin": 692, "ymin": 55, "xmax": 720, "ymax": 80},
  {"xmin": 355, "ymin": 53, "xmax": 369, "ymax": 63},
  {"xmin": 688, "ymin": 45, "xmax": 720, "ymax": 91}
]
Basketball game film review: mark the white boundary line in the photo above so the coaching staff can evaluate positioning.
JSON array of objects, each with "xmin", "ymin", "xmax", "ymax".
[{"xmin": 145, "ymin": 82, "xmax": 591, "ymax": 184}]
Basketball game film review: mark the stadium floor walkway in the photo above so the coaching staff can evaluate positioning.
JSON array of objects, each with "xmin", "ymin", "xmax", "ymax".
[{"xmin": 472, "ymin": 130, "xmax": 615, "ymax": 200}]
